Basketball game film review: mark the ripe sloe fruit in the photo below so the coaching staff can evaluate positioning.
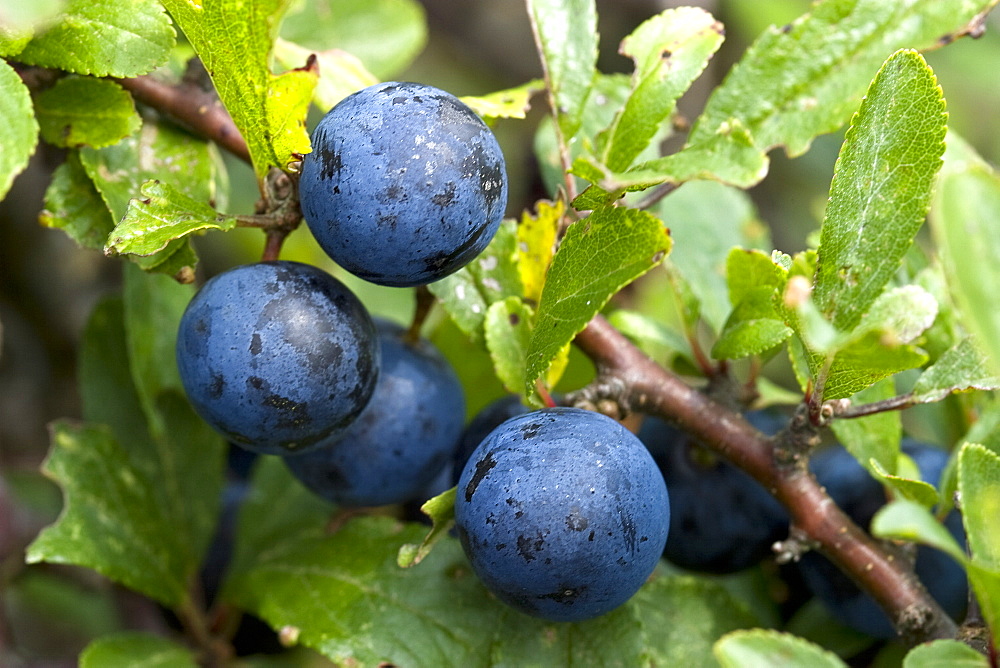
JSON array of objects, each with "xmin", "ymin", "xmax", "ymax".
[
  {"xmin": 299, "ymin": 81, "xmax": 508, "ymax": 287},
  {"xmin": 800, "ymin": 440, "xmax": 967, "ymax": 638},
  {"xmin": 455, "ymin": 407, "xmax": 669, "ymax": 622},
  {"xmin": 284, "ymin": 320, "xmax": 465, "ymax": 507},
  {"xmin": 639, "ymin": 409, "xmax": 789, "ymax": 574},
  {"xmin": 176, "ymin": 261, "xmax": 379, "ymax": 455}
]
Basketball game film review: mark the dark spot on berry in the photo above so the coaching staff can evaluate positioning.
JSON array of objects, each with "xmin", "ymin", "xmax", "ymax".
[{"xmin": 464, "ymin": 451, "xmax": 497, "ymax": 502}]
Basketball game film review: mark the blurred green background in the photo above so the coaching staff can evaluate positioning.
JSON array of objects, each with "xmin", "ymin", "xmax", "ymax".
[{"xmin": 1, "ymin": 0, "xmax": 998, "ymax": 662}]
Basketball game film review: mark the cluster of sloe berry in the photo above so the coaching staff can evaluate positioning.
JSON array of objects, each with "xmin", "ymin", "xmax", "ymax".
[
  {"xmin": 176, "ymin": 81, "xmax": 961, "ymax": 631},
  {"xmin": 176, "ymin": 81, "xmax": 671, "ymax": 623}
]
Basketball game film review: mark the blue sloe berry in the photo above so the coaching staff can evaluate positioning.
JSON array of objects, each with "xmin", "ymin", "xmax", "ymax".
[
  {"xmin": 299, "ymin": 81, "xmax": 508, "ymax": 287},
  {"xmin": 175, "ymin": 261, "xmax": 379, "ymax": 455},
  {"xmin": 455, "ymin": 407, "xmax": 670, "ymax": 622}
]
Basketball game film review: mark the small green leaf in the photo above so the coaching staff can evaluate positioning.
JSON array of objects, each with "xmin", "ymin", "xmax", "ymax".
[
  {"xmin": 0, "ymin": 59, "xmax": 39, "ymax": 200},
  {"xmin": 280, "ymin": 0, "xmax": 427, "ymax": 79},
  {"xmin": 516, "ymin": 199, "xmax": 561, "ymax": 303},
  {"xmin": 714, "ymin": 629, "xmax": 848, "ymax": 668},
  {"xmin": 958, "ymin": 443, "xmax": 1000, "ymax": 570},
  {"xmin": 635, "ymin": 576, "xmax": 758, "ymax": 667},
  {"xmin": 596, "ymin": 7, "xmax": 723, "ymax": 172},
  {"xmin": 428, "ymin": 270, "xmax": 488, "ymax": 343},
  {"xmin": 965, "ymin": 563, "xmax": 1000, "ymax": 651},
  {"xmin": 15, "ymin": 0, "xmax": 174, "ymax": 77},
  {"xmin": 870, "ymin": 458, "xmax": 940, "ymax": 508},
  {"xmin": 26, "ymin": 422, "xmax": 191, "ymax": 606},
  {"xmin": 39, "ymin": 152, "xmax": 115, "ymax": 250},
  {"xmin": 462, "ymin": 80, "xmax": 545, "ymax": 122},
  {"xmin": 911, "ymin": 337, "xmax": 1000, "ymax": 403},
  {"xmin": 526, "ymin": 0, "xmax": 597, "ymax": 140},
  {"xmin": 34, "ymin": 76, "xmax": 140, "ymax": 149},
  {"xmin": 397, "ymin": 487, "xmax": 456, "ymax": 568},
  {"xmin": 931, "ymin": 150, "xmax": 1000, "ymax": 378},
  {"xmin": 273, "ymin": 39, "xmax": 378, "ymax": 113},
  {"xmin": 106, "ymin": 180, "xmax": 237, "ymax": 257},
  {"xmin": 726, "ymin": 248, "xmax": 789, "ymax": 309},
  {"xmin": 812, "ymin": 285, "xmax": 937, "ymax": 400},
  {"xmin": 525, "ymin": 207, "xmax": 671, "ymax": 394},
  {"xmin": 819, "ymin": 338, "xmax": 927, "ymax": 402},
  {"xmin": 80, "ymin": 631, "xmax": 199, "ymax": 668},
  {"xmin": 429, "ymin": 219, "xmax": 523, "ymax": 343},
  {"xmin": 813, "ymin": 50, "xmax": 946, "ymax": 333},
  {"xmin": 712, "ymin": 287, "xmax": 793, "ymax": 360},
  {"xmin": 870, "ymin": 499, "xmax": 967, "ymax": 565},
  {"xmin": 902, "ymin": 639, "xmax": 989, "ymax": 668},
  {"xmin": 830, "ymin": 380, "xmax": 901, "ymax": 476},
  {"xmin": 484, "ymin": 298, "xmax": 535, "ymax": 395},
  {"xmin": 160, "ymin": 0, "xmax": 317, "ymax": 179}
]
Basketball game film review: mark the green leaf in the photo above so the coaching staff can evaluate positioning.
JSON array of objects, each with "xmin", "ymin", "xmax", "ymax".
[
  {"xmin": 870, "ymin": 458, "xmax": 941, "ymax": 509},
  {"xmin": 911, "ymin": 337, "xmax": 1000, "ymax": 403},
  {"xmin": 966, "ymin": 563, "xmax": 1000, "ymax": 651},
  {"xmin": 596, "ymin": 7, "xmax": 723, "ymax": 172},
  {"xmin": 397, "ymin": 487, "xmax": 456, "ymax": 568},
  {"xmin": 106, "ymin": 180, "xmax": 237, "ymax": 257},
  {"xmin": 614, "ymin": 0, "xmax": 987, "ymax": 189},
  {"xmin": 830, "ymin": 380, "xmax": 901, "ymax": 475},
  {"xmin": 484, "ymin": 297, "xmax": 535, "ymax": 395},
  {"xmin": 870, "ymin": 499, "xmax": 967, "ymax": 565},
  {"xmin": 279, "ymin": 0, "xmax": 427, "ymax": 79},
  {"xmin": 902, "ymin": 639, "xmax": 989, "ymax": 668},
  {"xmin": 726, "ymin": 248, "xmax": 789, "ymax": 309},
  {"xmin": 813, "ymin": 49, "xmax": 946, "ymax": 332},
  {"xmin": 39, "ymin": 151, "xmax": 115, "ymax": 251},
  {"xmin": 15, "ymin": 0, "xmax": 174, "ymax": 77},
  {"xmin": 712, "ymin": 287, "xmax": 793, "ymax": 360},
  {"xmin": 25, "ymin": 422, "xmax": 192, "ymax": 606},
  {"xmin": 34, "ymin": 76, "xmax": 140, "ymax": 149},
  {"xmin": 811, "ymin": 285, "xmax": 937, "ymax": 400},
  {"xmin": 958, "ymin": 443, "xmax": 1000, "ymax": 570},
  {"xmin": 429, "ymin": 219, "xmax": 522, "ymax": 344},
  {"xmin": 79, "ymin": 120, "xmax": 221, "ymax": 277},
  {"xmin": 714, "ymin": 629, "xmax": 848, "ymax": 668},
  {"xmin": 462, "ymin": 80, "xmax": 545, "ymax": 122},
  {"xmin": 526, "ymin": 0, "xmax": 597, "ymax": 140},
  {"xmin": 635, "ymin": 576, "xmax": 758, "ymax": 667},
  {"xmin": 273, "ymin": 38, "xmax": 378, "ymax": 113},
  {"xmin": 819, "ymin": 338, "xmax": 927, "ymax": 402},
  {"xmin": 525, "ymin": 207, "xmax": 671, "ymax": 394},
  {"xmin": 931, "ymin": 150, "xmax": 1000, "ymax": 378},
  {"xmin": 160, "ymin": 0, "xmax": 317, "ymax": 179},
  {"xmin": 28, "ymin": 283, "xmax": 226, "ymax": 606},
  {"xmin": 0, "ymin": 59, "xmax": 39, "ymax": 199},
  {"xmin": 121, "ymin": 262, "xmax": 192, "ymax": 424},
  {"xmin": 654, "ymin": 180, "xmax": 770, "ymax": 332},
  {"xmin": 80, "ymin": 631, "xmax": 199, "ymax": 668}
]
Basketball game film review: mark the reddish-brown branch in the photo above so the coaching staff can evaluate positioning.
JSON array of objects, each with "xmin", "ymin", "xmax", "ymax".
[
  {"xmin": 117, "ymin": 74, "xmax": 252, "ymax": 165},
  {"xmin": 574, "ymin": 315, "xmax": 958, "ymax": 645}
]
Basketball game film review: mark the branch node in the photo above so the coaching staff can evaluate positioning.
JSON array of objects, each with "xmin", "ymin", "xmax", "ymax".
[{"xmin": 773, "ymin": 526, "xmax": 818, "ymax": 564}]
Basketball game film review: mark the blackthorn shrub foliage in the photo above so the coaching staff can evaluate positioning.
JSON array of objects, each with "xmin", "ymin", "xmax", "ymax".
[{"xmin": 3, "ymin": 0, "xmax": 1000, "ymax": 665}]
